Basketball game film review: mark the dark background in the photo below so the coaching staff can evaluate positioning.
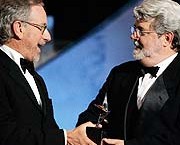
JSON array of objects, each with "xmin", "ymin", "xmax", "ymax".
[
  {"xmin": 44, "ymin": 0, "xmax": 180, "ymax": 50},
  {"xmin": 44, "ymin": 1, "xmax": 131, "ymax": 48}
]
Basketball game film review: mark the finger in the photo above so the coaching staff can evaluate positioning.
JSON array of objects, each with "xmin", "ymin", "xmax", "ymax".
[
  {"xmin": 80, "ymin": 138, "xmax": 97, "ymax": 145},
  {"xmin": 102, "ymin": 138, "xmax": 122, "ymax": 144},
  {"xmin": 86, "ymin": 121, "xmax": 97, "ymax": 127}
]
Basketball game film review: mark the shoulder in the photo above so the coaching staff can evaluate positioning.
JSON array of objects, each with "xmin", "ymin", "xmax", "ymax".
[
  {"xmin": 111, "ymin": 60, "xmax": 141, "ymax": 73},
  {"xmin": 104, "ymin": 60, "xmax": 141, "ymax": 81}
]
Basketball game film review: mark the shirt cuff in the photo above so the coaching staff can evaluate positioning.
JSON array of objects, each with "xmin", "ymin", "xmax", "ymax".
[{"xmin": 63, "ymin": 129, "xmax": 67, "ymax": 145}]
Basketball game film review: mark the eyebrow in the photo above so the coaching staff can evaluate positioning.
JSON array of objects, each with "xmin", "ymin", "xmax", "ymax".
[{"xmin": 134, "ymin": 25, "xmax": 144, "ymax": 31}]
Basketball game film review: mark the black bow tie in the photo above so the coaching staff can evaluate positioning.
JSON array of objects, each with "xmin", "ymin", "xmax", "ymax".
[
  {"xmin": 140, "ymin": 66, "xmax": 159, "ymax": 77},
  {"xmin": 20, "ymin": 58, "xmax": 35, "ymax": 75}
]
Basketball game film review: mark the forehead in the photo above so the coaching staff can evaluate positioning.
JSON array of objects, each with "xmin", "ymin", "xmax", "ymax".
[
  {"xmin": 134, "ymin": 18, "xmax": 155, "ymax": 29},
  {"xmin": 29, "ymin": 5, "xmax": 47, "ymax": 23}
]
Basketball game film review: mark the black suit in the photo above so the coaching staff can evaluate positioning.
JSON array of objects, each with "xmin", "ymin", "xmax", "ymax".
[
  {"xmin": 0, "ymin": 50, "xmax": 65, "ymax": 145},
  {"xmin": 76, "ymin": 53, "xmax": 180, "ymax": 145}
]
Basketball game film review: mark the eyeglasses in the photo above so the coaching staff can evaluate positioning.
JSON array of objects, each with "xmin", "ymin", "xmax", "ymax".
[
  {"xmin": 131, "ymin": 26, "xmax": 156, "ymax": 36},
  {"xmin": 21, "ymin": 20, "xmax": 47, "ymax": 34}
]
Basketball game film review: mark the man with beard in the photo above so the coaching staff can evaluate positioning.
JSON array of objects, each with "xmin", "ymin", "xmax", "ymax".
[{"xmin": 76, "ymin": 0, "xmax": 180, "ymax": 145}]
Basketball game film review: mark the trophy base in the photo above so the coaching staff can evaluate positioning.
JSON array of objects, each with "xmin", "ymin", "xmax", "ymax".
[{"xmin": 86, "ymin": 127, "xmax": 107, "ymax": 145}]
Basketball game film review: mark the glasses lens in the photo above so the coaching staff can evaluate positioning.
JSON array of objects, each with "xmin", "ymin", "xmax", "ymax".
[
  {"xmin": 40, "ymin": 25, "xmax": 47, "ymax": 34},
  {"xmin": 131, "ymin": 26, "xmax": 135, "ymax": 34}
]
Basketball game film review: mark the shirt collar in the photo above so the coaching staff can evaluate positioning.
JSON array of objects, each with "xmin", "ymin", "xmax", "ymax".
[
  {"xmin": 0, "ymin": 45, "xmax": 24, "ymax": 68},
  {"xmin": 155, "ymin": 53, "xmax": 178, "ymax": 77}
]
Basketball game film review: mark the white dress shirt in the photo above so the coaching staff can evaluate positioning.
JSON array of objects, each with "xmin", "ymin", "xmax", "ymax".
[{"xmin": 137, "ymin": 53, "xmax": 178, "ymax": 109}]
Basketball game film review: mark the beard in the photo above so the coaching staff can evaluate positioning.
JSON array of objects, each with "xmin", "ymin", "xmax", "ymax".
[
  {"xmin": 133, "ymin": 48, "xmax": 146, "ymax": 60},
  {"xmin": 133, "ymin": 41, "xmax": 150, "ymax": 60},
  {"xmin": 33, "ymin": 55, "xmax": 40, "ymax": 62},
  {"xmin": 33, "ymin": 47, "xmax": 41, "ymax": 62}
]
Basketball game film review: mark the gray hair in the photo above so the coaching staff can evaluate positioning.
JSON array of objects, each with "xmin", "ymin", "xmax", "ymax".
[
  {"xmin": 134, "ymin": 0, "xmax": 180, "ymax": 50},
  {"xmin": 0, "ymin": 0, "xmax": 44, "ymax": 44}
]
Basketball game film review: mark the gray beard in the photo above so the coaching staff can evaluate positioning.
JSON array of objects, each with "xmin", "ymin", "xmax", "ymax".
[{"xmin": 133, "ymin": 48, "xmax": 146, "ymax": 60}]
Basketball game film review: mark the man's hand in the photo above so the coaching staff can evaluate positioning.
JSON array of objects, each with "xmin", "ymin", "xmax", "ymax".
[
  {"xmin": 67, "ymin": 121, "xmax": 97, "ymax": 145},
  {"xmin": 101, "ymin": 138, "xmax": 124, "ymax": 145}
]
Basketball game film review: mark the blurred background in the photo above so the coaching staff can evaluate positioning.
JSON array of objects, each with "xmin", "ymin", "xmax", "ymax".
[{"xmin": 36, "ymin": 0, "xmax": 180, "ymax": 129}]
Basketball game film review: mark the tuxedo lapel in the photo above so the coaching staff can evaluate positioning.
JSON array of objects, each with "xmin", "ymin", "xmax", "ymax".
[
  {"xmin": 141, "ymin": 75, "xmax": 169, "ymax": 111},
  {"xmin": 9, "ymin": 70, "xmax": 43, "ymax": 111},
  {"xmin": 33, "ymin": 73, "xmax": 47, "ymax": 115},
  {"xmin": 162, "ymin": 53, "xmax": 180, "ymax": 99},
  {"xmin": 134, "ymin": 75, "xmax": 168, "ymax": 137},
  {"xmin": 0, "ymin": 50, "xmax": 43, "ymax": 112}
]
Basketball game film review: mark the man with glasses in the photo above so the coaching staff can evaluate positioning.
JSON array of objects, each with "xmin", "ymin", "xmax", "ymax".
[
  {"xmin": 76, "ymin": 0, "xmax": 180, "ymax": 145},
  {"xmin": 0, "ymin": 0, "xmax": 98, "ymax": 145}
]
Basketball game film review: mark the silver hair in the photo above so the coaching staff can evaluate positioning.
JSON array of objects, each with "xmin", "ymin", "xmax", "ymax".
[
  {"xmin": 0, "ymin": 0, "xmax": 43, "ymax": 44},
  {"xmin": 134, "ymin": 0, "xmax": 180, "ymax": 50}
]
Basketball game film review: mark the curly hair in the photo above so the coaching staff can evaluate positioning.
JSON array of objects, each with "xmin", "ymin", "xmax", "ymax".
[{"xmin": 134, "ymin": 0, "xmax": 180, "ymax": 51}]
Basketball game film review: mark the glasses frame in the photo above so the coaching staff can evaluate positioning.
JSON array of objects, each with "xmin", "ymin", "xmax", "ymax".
[
  {"xmin": 20, "ymin": 20, "xmax": 47, "ymax": 34},
  {"xmin": 131, "ymin": 26, "xmax": 156, "ymax": 36}
]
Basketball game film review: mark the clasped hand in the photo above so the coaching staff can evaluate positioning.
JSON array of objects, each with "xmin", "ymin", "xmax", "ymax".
[
  {"xmin": 66, "ymin": 121, "xmax": 124, "ymax": 145},
  {"xmin": 67, "ymin": 121, "xmax": 98, "ymax": 145},
  {"xmin": 101, "ymin": 138, "xmax": 124, "ymax": 145}
]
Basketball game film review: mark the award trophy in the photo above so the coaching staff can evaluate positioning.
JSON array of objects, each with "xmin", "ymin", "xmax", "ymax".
[{"xmin": 86, "ymin": 94, "xmax": 110, "ymax": 145}]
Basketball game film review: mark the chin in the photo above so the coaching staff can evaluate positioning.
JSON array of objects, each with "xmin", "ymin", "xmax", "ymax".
[{"xmin": 33, "ymin": 55, "xmax": 40, "ymax": 62}]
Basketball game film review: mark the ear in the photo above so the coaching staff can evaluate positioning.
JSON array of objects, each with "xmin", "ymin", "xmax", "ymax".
[
  {"xmin": 162, "ymin": 32, "xmax": 174, "ymax": 47},
  {"xmin": 12, "ymin": 21, "xmax": 24, "ymax": 39}
]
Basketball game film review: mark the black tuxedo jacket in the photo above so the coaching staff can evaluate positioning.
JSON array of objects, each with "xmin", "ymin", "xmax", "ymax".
[
  {"xmin": 0, "ymin": 50, "xmax": 65, "ymax": 145},
  {"xmin": 76, "ymin": 53, "xmax": 180, "ymax": 145}
]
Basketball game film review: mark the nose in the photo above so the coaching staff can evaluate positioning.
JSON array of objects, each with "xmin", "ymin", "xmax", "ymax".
[
  {"xmin": 42, "ymin": 29, "xmax": 51, "ymax": 42},
  {"xmin": 131, "ymin": 32, "xmax": 140, "ymax": 41}
]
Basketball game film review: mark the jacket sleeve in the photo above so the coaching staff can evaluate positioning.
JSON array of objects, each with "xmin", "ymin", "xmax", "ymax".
[{"xmin": 76, "ymin": 66, "xmax": 115, "ymax": 126}]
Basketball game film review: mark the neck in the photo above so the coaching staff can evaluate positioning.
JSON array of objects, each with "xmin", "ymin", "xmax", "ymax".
[{"xmin": 140, "ymin": 52, "xmax": 177, "ymax": 67}]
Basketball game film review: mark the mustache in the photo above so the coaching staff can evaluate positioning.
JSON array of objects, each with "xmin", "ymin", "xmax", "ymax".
[{"xmin": 133, "ymin": 40, "xmax": 151, "ymax": 60}]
